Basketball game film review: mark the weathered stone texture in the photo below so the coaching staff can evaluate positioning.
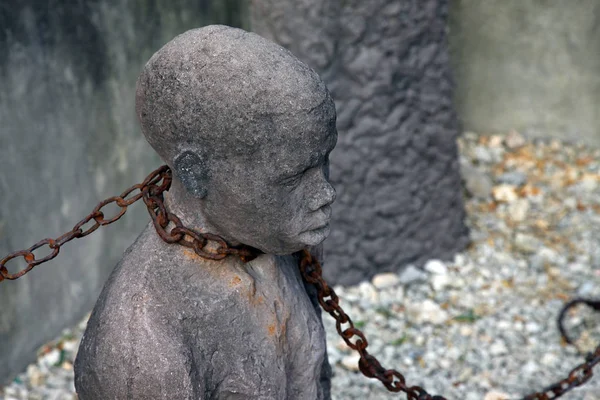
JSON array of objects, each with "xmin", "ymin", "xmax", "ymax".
[{"xmin": 251, "ymin": 0, "xmax": 469, "ymax": 285}]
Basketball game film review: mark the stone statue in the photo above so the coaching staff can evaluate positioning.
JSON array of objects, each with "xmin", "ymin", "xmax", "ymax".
[{"xmin": 74, "ymin": 25, "xmax": 337, "ymax": 399}]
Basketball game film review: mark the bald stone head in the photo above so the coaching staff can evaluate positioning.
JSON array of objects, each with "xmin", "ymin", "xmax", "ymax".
[{"xmin": 136, "ymin": 25, "xmax": 337, "ymax": 254}]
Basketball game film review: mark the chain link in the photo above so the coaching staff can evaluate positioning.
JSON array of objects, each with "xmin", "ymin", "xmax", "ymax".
[
  {"xmin": 1, "ymin": 165, "xmax": 599, "ymax": 399},
  {"xmin": 141, "ymin": 170, "xmax": 260, "ymax": 262}
]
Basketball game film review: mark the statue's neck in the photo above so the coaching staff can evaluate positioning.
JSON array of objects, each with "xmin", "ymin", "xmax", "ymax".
[{"xmin": 163, "ymin": 178, "xmax": 239, "ymax": 246}]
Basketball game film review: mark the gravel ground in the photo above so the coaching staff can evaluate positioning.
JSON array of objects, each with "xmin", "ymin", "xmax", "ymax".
[{"xmin": 1, "ymin": 130, "xmax": 599, "ymax": 400}]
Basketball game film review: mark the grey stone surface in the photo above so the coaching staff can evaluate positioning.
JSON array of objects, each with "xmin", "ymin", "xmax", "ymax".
[
  {"xmin": 75, "ymin": 26, "xmax": 333, "ymax": 399},
  {"xmin": 251, "ymin": 0, "xmax": 469, "ymax": 285},
  {"xmin": 449, "ymin": 0, "xmax": 600, "ymax": 145},
  {"xmin": 0, "ymin": 0, "xmax": 246, "ymax": 386}
]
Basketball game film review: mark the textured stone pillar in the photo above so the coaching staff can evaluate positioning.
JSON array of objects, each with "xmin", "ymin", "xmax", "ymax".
[{"xmin": 251, "ymin": 0, "xmax": 469, "ymax": 285}]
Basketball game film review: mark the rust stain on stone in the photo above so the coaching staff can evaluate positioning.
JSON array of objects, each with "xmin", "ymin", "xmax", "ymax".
[
  {"xmin": 250, "ymin": 294, "xmax": 264, "ymax": 307},
  {"xmin": 180, "ymin": 248, "xmax": 230, "ymax": 280},
  {"xmin": 182, "ymin": 248, "xmax": 204, "ymax": 262},
  {"xmin": 230, "ymin": 275, "xmax": 242, "ymax": 286},
  {"xmin": 267, "ymin": 323, "xmax": 276, "ymax": 337}
]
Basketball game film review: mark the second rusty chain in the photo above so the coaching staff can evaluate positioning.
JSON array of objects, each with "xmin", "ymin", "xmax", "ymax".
[
  {"xmin": 1, "ymin": 166, "xmax": 599, "ymax": 400},
  {"xmin": 299, "ymin": 249, "xmax": 600, "ymax": 400}
]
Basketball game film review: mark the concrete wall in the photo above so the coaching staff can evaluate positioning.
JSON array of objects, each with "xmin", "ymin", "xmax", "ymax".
[
  {"xmin": 0, "ymin": 0, "xmax": 246, "ymax": 385},
  {"xmin": 251, "ymin": 0, "xmax": 470, "ymax": 286},
  {"xmin": 449, "ymin": 0, "xmax": 600, "ymax": 145}
]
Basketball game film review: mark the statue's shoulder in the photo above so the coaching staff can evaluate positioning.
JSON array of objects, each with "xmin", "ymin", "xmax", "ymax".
[
  {"xmin": 90, "ymin": 222, "xmax": 232, "ymax": 324},
  {"xmin": 75, "ymin": 223, "xmax": 203, "ymax": 399},
  {"xmin": 97, "ymin": 222, "xmax": 174, "ymax": 304}
]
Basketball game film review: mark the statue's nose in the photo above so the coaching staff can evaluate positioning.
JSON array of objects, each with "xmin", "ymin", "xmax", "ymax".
[{"xmin": 309, "ymin": 178, "xmax": 336, "ymax": 212}]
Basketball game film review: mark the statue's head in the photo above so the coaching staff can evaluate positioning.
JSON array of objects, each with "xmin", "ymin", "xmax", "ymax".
[{"xmin": 136, "ymin": 25, "xmax": 337, "ymax": 255}]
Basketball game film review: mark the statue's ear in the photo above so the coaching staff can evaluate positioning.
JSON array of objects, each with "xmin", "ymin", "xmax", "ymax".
[{"xmin": 173, "ymin": 150, "xmax": 209, "ymax": 198}]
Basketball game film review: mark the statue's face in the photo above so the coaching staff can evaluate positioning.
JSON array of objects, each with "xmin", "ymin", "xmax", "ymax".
[{"xmin": 202, "ymin": 108, "xmax": 337, "ymax": 255}]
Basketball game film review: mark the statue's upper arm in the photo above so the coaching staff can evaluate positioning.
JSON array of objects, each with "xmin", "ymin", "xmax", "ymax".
[{"xmin": 76, "ymin": 292, "xmax": 205, "ymax": 400}]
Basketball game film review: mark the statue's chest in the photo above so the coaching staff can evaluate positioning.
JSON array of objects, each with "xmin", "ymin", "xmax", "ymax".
[
  {"xmin": 238, "ymin": 255, "xmax": 326, "ymax": 367},
  {"xmin": 183, "ymin": 254, "xmax": 327, "ymax": 399}
]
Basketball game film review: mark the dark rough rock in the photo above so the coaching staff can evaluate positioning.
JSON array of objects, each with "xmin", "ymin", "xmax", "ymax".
[{"xmin": 251, "ymin": 0, "xmax": 469, "ymax": 285}]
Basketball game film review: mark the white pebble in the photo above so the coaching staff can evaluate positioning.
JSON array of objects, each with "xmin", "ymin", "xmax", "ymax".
[
  {"xmin": 505, "ymin": 129, "xmax": 526, "ymax": 149},
  {"xmin": 406, "ymin": 299, "xmax": 448, "ymax": 325},
  {"xmin": 541, "ymin": 352, "xmax": 559, "ymax": 366},
  {"xmin": 492, "ymin": 184, "xmax": 519, "ymax": 203},
  {"xmin": 424, "ymin": 259, "xmax": 448, "ymax": 275},
  {"xmin": 496, "ymin": 320, "xmax": 512, "ymax": 330},
  {"xmin": 514, "ymin": 233, "xmax": 540, "ymax": 254},
  {"xmin": 371, "ymin": 272, "xmax": 399, "ymax": 289},
  {"xmin": 357, "ymin": 281, "xmax": 379, "ymax": 302},
  {"xmin": 460, "ymin": 326, "xmax": 473, "ymax": 336},
  {"xmin": 27, "ymin": 364, "xmax": 45, "ymax": 387},
  {"xmin": 40, "ymin": 349, "xmax": 62, "ymax": 368},
  {"xmin": 61, "ymin": 340, "xmax": 78, "ymax": 353},
  {"xmin": 507, "ymin": 198, "xmax": 530, "ymax": 222},
  {"xmin": 522, "ymin": 360, "xmax": 539, "ymax": 375},
  {"xmin": 537, "ymin": 247, "xmax": 559, "ymax": 263},
  {"xmin": 398, "ymin": 265, "xmax": 427, "ymax": 284},
  {"xmin": 484, "ymin": 390, "xmax": 510, "ymax": 400},
  {"xmin": 431, "ymin": 274, "xmax": 451, "ymax": 291},
  {"xmin": 453, "ymin": 253, "xmax": 466, "ymax": 266},
  {"xmin": 525, "ymin": 321, "xmax": 541, "ymax": 333},
  {"xmin": 335, "ymin": 339, "xmax": 351, "ymax": 353},
  {"xmin": 489, "ymin": 341, "xmax": 508, "ymax": 355}
]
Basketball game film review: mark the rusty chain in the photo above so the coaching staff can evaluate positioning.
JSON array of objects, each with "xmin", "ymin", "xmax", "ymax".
[
  {"xmin": 2, "ymin": 165, "xmax": 599, "ymax": 399},
  {"xmin": 0, "ymin": 165, "xmax": 258, "ymax": 282},
  {"xmin": 298, "ymin": 249, "xmax": 446, "ymax": 400},
  {"xmin": 1, "ymin": 165, "xmax": 168, "ymax": 281}
]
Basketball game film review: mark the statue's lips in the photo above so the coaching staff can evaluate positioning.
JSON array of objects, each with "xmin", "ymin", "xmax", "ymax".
[
  {"xmin": 300, "ymin": 221, "xmax": 330, "ymax": 235},
  {"xmin": 297, "ymin": 205, "xmax": 332, "ymax": 236},
  {"xmin": 298, "ymin": 223, "xmax": 331, "ymax": 246},
  {"xmin": 301, "ymin": 206, "xmax": 332, "ymax": 233}
]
